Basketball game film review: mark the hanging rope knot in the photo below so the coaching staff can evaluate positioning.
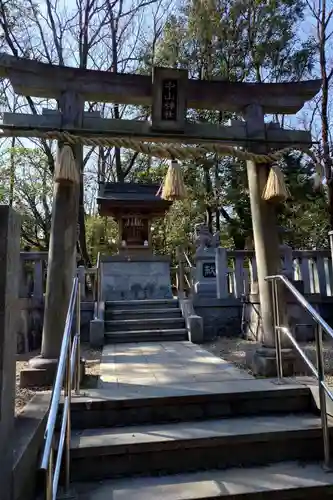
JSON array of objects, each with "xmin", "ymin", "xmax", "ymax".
[
  {"xmin": 161, "ymin": 159, "xmax": 187, "ymax": 201},
  {"xmin": 54, "ymin": 144, "xmax": 79, "ymax": 185},
  {"xmin": 262, "ymin": 164, "xmax": 291, "ymax": 203}
]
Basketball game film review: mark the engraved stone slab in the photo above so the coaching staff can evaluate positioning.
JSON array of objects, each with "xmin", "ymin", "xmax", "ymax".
[
  {"xmin": 101, "ymin": 256, "xmax": 173, "ymax": 301},
  {"xmin": 194, "ymin": 249, "xmax": 217, "ymax": 297}
]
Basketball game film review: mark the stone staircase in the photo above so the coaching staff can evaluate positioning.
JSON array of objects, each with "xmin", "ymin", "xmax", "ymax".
[
  {"xmin": 104, "ymin": 299, "xmax": 188, "ymax": 343},
  {"xmin": 68, "ymin": 380, "xmax": 333, "ymax": 499}
]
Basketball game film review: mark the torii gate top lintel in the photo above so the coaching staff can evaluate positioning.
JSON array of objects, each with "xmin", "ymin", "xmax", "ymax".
[{"xmin": 0, "ymin": 52, "xmax": 321, "ymax": 115}]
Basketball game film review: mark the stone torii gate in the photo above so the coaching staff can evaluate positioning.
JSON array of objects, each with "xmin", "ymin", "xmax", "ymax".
[{"xmin": 0, "ymin": 54, "xmax": 321, "ymax": 383}]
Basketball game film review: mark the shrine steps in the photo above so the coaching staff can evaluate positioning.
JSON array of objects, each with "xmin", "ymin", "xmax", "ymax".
[
  {"xmin": 70, "ymin": 414, "xmax": 327, "ymax": 482},
  {"xmin": 105, "ymin": 329, "xmax": 188, "ymax": 343},
  {"xmin": 105, "ymin": 298, "xmax": 179, "ymax": 309},
  {"xmin": 104, "ymin": 299, "xmax": 188, "ymax": 343},
  {"xmin": 67, "ymin": 383, "xmax": 333, "ymax": 499},
  {"xmin": 71, "ymin": 462, "xmax": 333, "ymax": 500},
  {"xmin": 67, "ymin": 382, "xmax": 311, "ymax": 430},
  {"xmin": 105, "ymin": 307, "xmax": 182, "ymax": 320}
]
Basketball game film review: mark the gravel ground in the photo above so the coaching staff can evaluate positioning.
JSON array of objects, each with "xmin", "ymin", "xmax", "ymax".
[
  {"xmin": 15, "ymin": 343, "xmax": 102, "ymax": 415},
  {"xmin": 204, "ymin": 336, "xmax": 333, "ymax": 384}
]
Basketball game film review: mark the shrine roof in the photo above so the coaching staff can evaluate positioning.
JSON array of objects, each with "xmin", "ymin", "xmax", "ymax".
[
  {"xmin": 97, "ymin": 182, "xmax": 172, "ymax": 216},
  {"xmin": 98, "ymin": 182, "xmax": 165, "ymax": 201}
]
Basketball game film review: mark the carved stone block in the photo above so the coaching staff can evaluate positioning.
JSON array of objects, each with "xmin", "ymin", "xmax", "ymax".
[{"xmin": 151, "ymin": 67, "xmax": 188, "ymax": 132}]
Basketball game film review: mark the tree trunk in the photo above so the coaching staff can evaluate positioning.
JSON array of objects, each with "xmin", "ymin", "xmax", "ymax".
[
  {"xmin": 318, "ymin": 0, "xmax": 333, "ymax": 227},
  {"xmin": 215, "ymin": 162, "xmax": 220, "ymax": 231},
  {"xmin": 9, "ymin": 137, "xmax": 15, "ymax": 206},
  {"xmin": 204, "ymin": 166, "xmax": 213, "ymax": 233}
]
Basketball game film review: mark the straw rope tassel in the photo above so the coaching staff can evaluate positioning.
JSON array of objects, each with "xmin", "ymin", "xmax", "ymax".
[
  {"xmin": 314, "ymin": 161, "xmax": 325, "ymax": 190},
  {"xmin": 161, "ymin": 159, "xmax": 187, "ymax": 201},
  {"xmin": 262, "ymin": 165, "xmax": 291, "ymax": 203},
  {"xmin": 54, "ymin": 144, "xmax": 80, "ymax": 185}
]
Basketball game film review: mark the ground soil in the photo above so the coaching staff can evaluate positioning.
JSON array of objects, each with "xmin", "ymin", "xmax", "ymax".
[
  {"xmin": 15, "ymin": 343, "xmax": 102, "ymax": 415},
  {"xmin": 204, "ymin": 336, "xmax": 333, "ymax": 384}
]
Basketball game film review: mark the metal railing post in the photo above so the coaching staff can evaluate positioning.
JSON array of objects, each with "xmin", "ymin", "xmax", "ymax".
[
  {"xmin": 272, "ymin": 280, "xmax": 283, "ymax": 381},
  {"xmin": 316, "ymin": 323, "xmax": 331, "ymax": 469},
  {"xmin": 329, "ymin": 231, "xmax": 333, "ymax": 275},
  {"xmin": 40, "ymin": 277, "xmax": 81, "ymax": 500},
  {"xmin": 75, "ymin": 282, "xmax": 81, "ymax": 395},
  {"xmin": 46, "ymin": 444, "xmax": 54, "ymax": 500},
  {"xmin": 64, "ymin": 339, "xmax": 72, "ymax": 493},
  {"xmin": 96, "ymin": 252, "xmax": 101, "ymax": 319},
  {"xmin": 176, "ymin": 247, "xmax": 185, "ymax": 295},
  {"xmin": 266, "ymin": 273, "xmax": 333, "ymax": 471}
]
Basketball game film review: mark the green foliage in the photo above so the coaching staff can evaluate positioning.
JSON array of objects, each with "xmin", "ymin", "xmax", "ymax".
[
  {"xmin": 134, "ymin": 0, "xmax": 323, "ymax": 252},
  {"xmin": 153, "ymin": 0, "xmax": 316, "ymax": 83},
  {"xmin": 85, "ymin": 215, "xmax": 119, "ymax": 264},
  {"xmin": 0, "ymin": 146, "xmax": 52, "ymax": 249},
  {"xmin": 278, "ymin": 154, "xmax": 330, "ymax": 249}
]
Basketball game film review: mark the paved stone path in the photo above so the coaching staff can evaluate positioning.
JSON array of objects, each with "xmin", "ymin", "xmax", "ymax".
[{"xmin": 99, "ymin": 341, "xmax": 253, "ymax": 392}]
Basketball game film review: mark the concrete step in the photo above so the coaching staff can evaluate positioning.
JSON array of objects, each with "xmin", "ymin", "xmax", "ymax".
[
  {"xmin": 105, "ymin": 299, "xmax": 178, "ymax": 310},
  {"xmin": 70, "ymin": 414, "xmax": 326, "ymax": 481},
  {"xmin": 105, "ymin": 329, "xmax": 188, "ymax": 344},
  {"xmin": 105, "ymin": 317, "xmax": 185, "ymax": 332},
  {"xmin": 105, "ymin": 308, "xmax": 182, "ymax": 320},
  {"xmin": 67, "ymin": 383, "xmax": 313, "ymax": 430},
  {"xmin": 73, "ymin": 461, "xmax": 333, "ymax": 499}
]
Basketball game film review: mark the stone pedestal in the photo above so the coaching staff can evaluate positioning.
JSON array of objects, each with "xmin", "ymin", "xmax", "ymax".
[
  {"xmin": 20, "ymin": 357, "xmax": 85, "ymax": 388},
  {"xmin": 244, "ymin": 279, "xmax": 315, "ymax": 376},
  {"xmin": 90, "ymin": 319, "xmax": 104, "ymax": 348},
  {"xmin": 246, "ymin": 346, "xmax": 296, "ymax": 377},
  {"xmin": 101, "ymin": 255, "xmax": 173, "ymax": 301},
  {"xmin": 0, "ymin": 206, "xmax": 21, "ymax": 500},
  {"xmin": 193, "ymin": 249, "xmax": 217, "ymax": 297}
]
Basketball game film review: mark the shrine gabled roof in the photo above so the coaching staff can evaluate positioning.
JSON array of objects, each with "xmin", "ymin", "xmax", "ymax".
[{"xmin": 97, "ymin": 182, "xmax": 165, "ymax": 202}]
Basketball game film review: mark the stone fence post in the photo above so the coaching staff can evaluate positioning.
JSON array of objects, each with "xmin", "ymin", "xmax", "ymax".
[
  {"xmin": 215, "ymin": 247, "xmax": 228, "ymax": 298},
  {"xmin": 0, "ymin": 206, "xmax": 20, "ymax": 500}
]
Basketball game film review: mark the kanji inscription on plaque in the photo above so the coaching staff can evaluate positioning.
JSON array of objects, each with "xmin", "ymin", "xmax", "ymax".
[
  {"xmin": 161, "ymin": 79, "xmax": 178, "ymax": 121},
  {"xmin": 203, "ymin": 262, "xmax": 216, "ymax": 278}
]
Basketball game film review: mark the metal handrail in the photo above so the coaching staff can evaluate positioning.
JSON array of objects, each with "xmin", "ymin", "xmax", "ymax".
[
  {"xmin": 40, "ymin": 276, "xmax": 81, "ymax": 500},
  {"xmin": 95, "ymin": 252, "xmax": 101, "ymax": 319},
  {"xmin": 266, "ymin": 274, "xmax": 333, "ymax": 469},
  {"xmin": 176, "ymin": 247, "xmax": 194, "ymax": 296},
  {"xmin": 183, "ymin": 251, "xmax": 193, "ymax": 269}
]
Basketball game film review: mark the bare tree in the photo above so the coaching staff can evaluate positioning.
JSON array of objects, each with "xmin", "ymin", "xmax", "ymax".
[
  {"xmin": 0, "ymin": 0, "xmax": 165, "ymax": 261},
  {"xmin": 305, "ymin": 0, "xmax": 333, "ymax": 226}
]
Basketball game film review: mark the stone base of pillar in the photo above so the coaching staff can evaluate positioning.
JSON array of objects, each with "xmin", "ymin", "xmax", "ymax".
[
  {"xmin": 243, "ymin": 291, "xmax": 263, "ymax": 343},
  {"xmin": 246, "ymin": 346, "xmax": 296, "ymax": 377},
  {"xmin": 19, "ymin": 355, "xmax": 85, "ymax": 388},
  {"xmin": 244, "ymin": 280, "xmax": 315, "ymax": 343}
]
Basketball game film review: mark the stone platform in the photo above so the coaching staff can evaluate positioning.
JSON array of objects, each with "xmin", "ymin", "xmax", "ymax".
[{"xmin": 98, "ymin": 341, "xmax": 254, "ymax": 393}]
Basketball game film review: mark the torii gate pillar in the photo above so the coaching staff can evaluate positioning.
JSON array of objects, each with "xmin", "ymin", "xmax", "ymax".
[
  {"xmin": 244, "ymin": 105, "xmax": 295, "ymax": 376},
  {"xmin": 26, "ymin": 91, "xmax": 83, "ymax": 385}
]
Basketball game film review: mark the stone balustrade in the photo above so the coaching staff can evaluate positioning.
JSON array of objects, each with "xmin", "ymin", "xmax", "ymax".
[
  {"xmin": 19, "ymin": 251, "xmax": 97, "ymax": 301},
  {"xmin": 17, "ymin": 251, "xmax": 97, "ymax": 354},
  {"xmin": 194, "ymin": 247, "xmax": 333, "ymax": 298},
  {"xmin": 21, "ymin": 248, "xmax": 333, "ymax": 301},
  {"xmin": 192, "ymin": 246, "xmax": 333, "ymax": 341}
]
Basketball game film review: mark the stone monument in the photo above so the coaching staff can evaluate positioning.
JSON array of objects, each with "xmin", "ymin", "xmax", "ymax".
[
  {"xmin": 97, "ymin": 182, "xmax": 174, "ymax": 301},
  {"xmin": 193, "ymin": 223, "xmax": 220, "ymax": 297}
]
